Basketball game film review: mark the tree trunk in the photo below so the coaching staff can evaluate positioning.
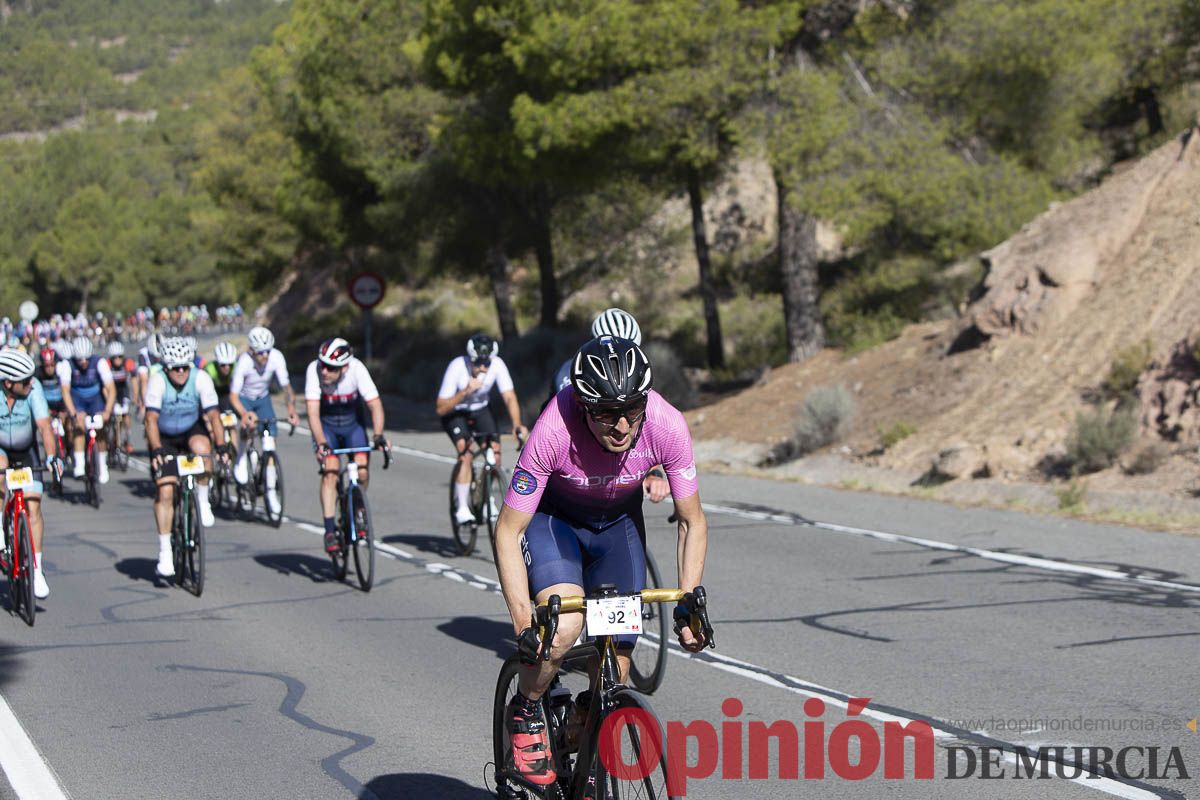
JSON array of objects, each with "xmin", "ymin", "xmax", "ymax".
[
  {"xmin": 776, "ymin": 173, "xmax": 825, "ymax": 362},
  {"xmin": 687, "ymin": 167, "xmax": 724, "ymax": 369},
  {"xmin": 532, "ymin": 185, "xmax": 558, "ymax": 328},
  {"xmin": 487, "ymin": 241, "xmax": 519, "ymax": 340}
]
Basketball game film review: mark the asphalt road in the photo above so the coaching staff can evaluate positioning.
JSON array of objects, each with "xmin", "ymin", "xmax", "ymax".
[{"xmin": 1, "ymin": 399, "xmax": 1198, "ymax": 799}]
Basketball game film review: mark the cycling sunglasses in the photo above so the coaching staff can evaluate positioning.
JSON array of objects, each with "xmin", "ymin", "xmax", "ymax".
[{"xmin": 586, "ymin": 398, "xmax": 648, "ymax": 428}]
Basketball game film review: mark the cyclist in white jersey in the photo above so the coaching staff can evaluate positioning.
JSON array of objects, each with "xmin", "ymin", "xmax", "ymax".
[
  {"xmin": 437, "ymin": 334, "xmax": 528, "ymax": 525},
  {"xmin": 305, "ymin": 338, "xmax": 389, "ymax": 553},
  {"xmin": 144, "ymin": 337, "xmax": 230, "ymax": 577},
  {"xmin": 230, "ymin": 326, "xmax": 299, "ymax": 489}
]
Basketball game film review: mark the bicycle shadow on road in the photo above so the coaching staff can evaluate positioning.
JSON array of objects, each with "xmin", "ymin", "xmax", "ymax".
[
  {"xmin": 253, "ymin": 552, "xmax": 337, "ymax": 584},
  {"xmin": 437, "ymin": 616, "xmax": 513, "ymax": 661},
  {"xmin": 361, "ymin": 773, "xmax": 494, "ymax": 799},
  {"xmin": 119, "ymin": 478, "xmax": 158, "ymax": 500},
  {"xmin": 114, "ymin": 557, "xmax": 165, "ymax": 585},
  {"xmin": 382, "ymin": 532, "xmax": 469, "ymax": 559}
]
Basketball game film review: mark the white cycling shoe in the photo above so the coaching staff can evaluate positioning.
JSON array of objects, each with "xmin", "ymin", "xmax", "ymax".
[
  {"xmin": 72, "ymin": 462, "xmax": 85, "ymax": 478},
  {"xmin": 233, "ymin": 457, "xmax": 249, "ymax": 485},
  {"xmin": 156, "ymin": 550, "xmax": 175, "ymax": 578},
  {"xmin": 454, "ymin": 505, "xmax": 476, "ymax": 525},
  {"xmin": 33, "ymin": 569, "xmax": 49, "ymax": 600},
  {"xmin": 99, "ymin": 461, "xmax": 110, "ymax": 485},
  {"xmin": 199, "ymin": 501, "xmax": 215, "ymax": 528},
  {"xmin": 266, "ymin": 490, "xmax": 281, "ymax": 515}
]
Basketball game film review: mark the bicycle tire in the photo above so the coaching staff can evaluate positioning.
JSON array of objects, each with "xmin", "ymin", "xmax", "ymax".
[
  {"xmin": 86, "ymin": 442, "xmax": 100, "ymax": 508},
  {"xmin": 211, "ymin": 464, "xmax": 229, "ymax": 513},
  {"xmin": 330, "ymin": 493, "xmax": 348, "ymax": 581},
  {"xmin": 263, "ymin": 452, "xmax": 284, "ymax": 528},
  {"xmin": 4, "ymin": 514, "xmax": 16, "ymax": 614},
  {"xmin": 111, "ymin": 418, "xmax": 129, "ymax": 471},
  {"xmin": 584, "ymin": 689, "xmax": 676, "ymax": 800},
  {"xmin": 241, "ymin": 448, "xmax": 260, "ymax": 520},
  {"xmin": 628, "ymin": 551, "xmax": 669, "ymax": 695},
  {"xmin": 186, "ymin": 485, "xmax": 205, "ymax": 597},
  {"xmin": 449, "ymin": 465, "xmax": 476, "ymax": 556},
  {"xmin": 484, "ymin": 466, "xmax": 507, "ymax": 559},
  {"xmin": 48, "ymin": 443, "xmax": 63, "ymax": 499},
  {"xmin": 172, "ymin": 488, "xmax": 186, "ymax": 585},
  {"xmin": 14, "ymin": 511, "xmax": 34, "ymax": 626},
  {"xmin": 350, "ymin": 485, "xmax": 374, "ymax": 591}
]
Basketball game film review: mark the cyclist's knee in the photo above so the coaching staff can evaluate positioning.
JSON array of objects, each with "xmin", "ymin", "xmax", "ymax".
[{"xmin": 549, "ymin": 615, "xmax": 585, "ymax": 659}]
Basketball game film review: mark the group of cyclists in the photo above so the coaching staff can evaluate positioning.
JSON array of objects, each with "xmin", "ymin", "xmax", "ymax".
[{"xmin": 2, "ymin": 304, "xmax": 713, "ymax": 794}]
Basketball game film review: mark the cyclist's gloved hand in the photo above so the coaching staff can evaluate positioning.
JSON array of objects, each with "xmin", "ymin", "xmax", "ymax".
[
  {"xmin": 517, "ymin": 626, "xmax": 543, "ymax": 665},
  {"xmin": 45, "ymin": 455, "xmax": 62, "ymax": 480},
  {"xmin": 373, "ymin": 434, "xmax": 389, "ymax": 451},
  {"xmin": 151, "ymin": 447, "xmax": 170, "ymax": 469},
  {"xmin": 315, "ymin": 443, "xmax": 332, "ymax": 464}
]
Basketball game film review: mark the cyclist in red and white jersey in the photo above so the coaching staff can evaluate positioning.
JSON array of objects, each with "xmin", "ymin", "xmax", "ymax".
[{"xmin": 304, "ymin": 338, "xmax": 389, "ymax": 553}]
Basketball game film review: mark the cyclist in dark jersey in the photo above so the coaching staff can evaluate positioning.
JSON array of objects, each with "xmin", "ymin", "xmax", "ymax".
[{"xmin": 205, "ymin": 342, "xmax": 240, "ymax": 454}]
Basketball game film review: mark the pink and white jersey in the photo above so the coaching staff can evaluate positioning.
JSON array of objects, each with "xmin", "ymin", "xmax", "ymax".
[{"xmin": 504, "ymin": 388, "xmax": 699, "ymax": 524}]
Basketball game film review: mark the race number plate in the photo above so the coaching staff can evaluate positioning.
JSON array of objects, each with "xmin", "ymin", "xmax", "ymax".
[
  {"xmin": 177, "ymin": 455, "xmax": 206, "ymax": 476},
  {"xmin": 220, "ymin": 412, "xmax": 237, "ymax": 428},
  {"xmin": 5, "ymin": 468, "xmax": 33, "ymax": 489},
  {"xmin": 586, "ymin": 596, "xmax": 642, "ymax": 636}
]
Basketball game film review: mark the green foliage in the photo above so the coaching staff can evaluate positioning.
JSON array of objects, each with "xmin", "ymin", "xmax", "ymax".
[
  {"xmin": 1056, "ymin": 480, "xmax": 1087, "ymax": 512},
  {"xmin": 821, "ymin": 255, "xmax": 939, "ymax": 352},
  {"xmin": 879, "ymin": 421, "xmax": 917, "ymax": 449},
  {"xmin": 789, "ymin": 384, "xmax": 856, "ymax": 458},
  {"xmin": 1101, "ymin": 338, "xmax": 1152, "ymax": 399},
  {"xmin": 1066, "ymin": 406, "xmax": 1137, "ymax": 474}
]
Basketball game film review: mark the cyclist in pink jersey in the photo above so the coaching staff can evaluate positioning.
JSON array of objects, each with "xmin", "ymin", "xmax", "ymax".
[{"xmin": 493, "ymin": 335, "xmax": 710, "ymax": 785}]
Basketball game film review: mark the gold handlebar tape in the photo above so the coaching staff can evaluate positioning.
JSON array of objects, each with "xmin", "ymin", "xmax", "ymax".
[{"xmin": 539, "ymin": 588, "xmax": 688, "ymax": 613}]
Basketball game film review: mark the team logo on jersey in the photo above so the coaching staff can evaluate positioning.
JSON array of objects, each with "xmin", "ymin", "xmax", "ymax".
[
  {"xmin": 681, "ymin": 464, "xmax": 697, "ymax": 480},
  {"xmin": 512, "ymin": 468, "xmax": 538, "ymax": 495}
]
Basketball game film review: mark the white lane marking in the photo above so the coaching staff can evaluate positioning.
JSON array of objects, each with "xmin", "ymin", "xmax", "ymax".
[
  {"xmin": 704, "ymin": 503, "xmax": 1200, "ymax": 594},
  {"xmin": 0, "ymin": 692, "xmax": 69, "ymax": 800},
  {"xmin": 296, "ymin": 523, "xmax": 325, "ymax": 535}
]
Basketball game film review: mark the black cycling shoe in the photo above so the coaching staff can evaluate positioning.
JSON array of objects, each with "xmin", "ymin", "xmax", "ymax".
[{"xmin": 324, "ymin": 531, "xmax": 340, "ymax": 553}]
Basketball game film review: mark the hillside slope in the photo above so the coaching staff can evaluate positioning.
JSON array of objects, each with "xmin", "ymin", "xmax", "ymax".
[{"xmin": 689, "ymin": 125, "xmax": 1200, "ymax": 489}]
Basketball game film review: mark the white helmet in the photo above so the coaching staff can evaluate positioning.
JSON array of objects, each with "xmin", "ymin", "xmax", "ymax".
[
  {"xmin": 0, "ymin": 349, "xmax": 35, "ymax": 382},
  {"xmin": 160, "ymin": 337, "xmax": 195, "ymax": 369},
  {"xmin": 106, "ymin": 341, "xmax": 125, "ymax": 357},
  {"xmin": 52, "ymin": 340, "xmax": 72, "ymax": 359},
  {"xmin": 213, "ymin": 341, "xmax": 238, "ymax": 365},
  {"xmin": 148, "ymin": 333, "xmax": 164, "ymax": 360},
  {"xmin": 248, "ymin": 326, "xmax": 274, "ymax": 352},
  {"xmin": 591, "ymin": 308, "xmax": 642, "ymax": 346},
  {"xmin": 71, "ymin": 336, "xmax": 93, "ymax": 360}
]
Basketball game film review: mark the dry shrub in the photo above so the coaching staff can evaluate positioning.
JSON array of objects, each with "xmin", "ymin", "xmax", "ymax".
[{"xmin": 1066, "ymin": 406, "xmax": 1136, "ymax": 474}]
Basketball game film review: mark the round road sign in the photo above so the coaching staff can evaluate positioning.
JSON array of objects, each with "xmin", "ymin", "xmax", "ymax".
[
  {"xmin": 348, "ymin": 272, "xmax": 386, "ymax": 310},
  {"xmin": 18, "ymin": 301, "xmax": 38, "ymax": 322}
]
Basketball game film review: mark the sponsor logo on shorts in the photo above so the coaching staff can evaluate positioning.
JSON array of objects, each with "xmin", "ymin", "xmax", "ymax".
[{"xmin": 512, "ymin": 468, "xmax": 538, "ymax": 495}]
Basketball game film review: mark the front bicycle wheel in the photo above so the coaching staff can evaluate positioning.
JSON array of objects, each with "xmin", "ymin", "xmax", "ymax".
[
  {"xmin": 211, "ymin": 464, "xmax": 229, "ymax": 513},
  {"xmin": 329, "ymin": 493, "xmax": 348, "ymax": 581},
  {"xmin": 449, "ymin": 465, "xmax": 476, "ymax": 556},
  {"xmin": 585, "ymin": 689, "xmax": 676, "ymax": 800},
  {"xmin": 629, "ymin": 551, "xmax": 669, "ymax": 695},
  {"xmin": 350, "ymin": 485, "xmax": 374, "ymax": 591},
  {"xmin": 112, "ymin": 418, "xmax": 130, "ymax": 471},
  {"xmin": 185, "ymin": 487, "xmax": 206, "ymax": 597},
  {"xmin": 13, "ymin": 512, "xmax": 34, "ymax": 626},
  {"xmin": 86, "ymin": 443, "xmax": 100, "ymax": 508},
  {"xmin": 484, "ymin": 466, "xmax": 507, "ymax": 559},
  {"xmin": 172, "ymin": 493, "xmax": 186, "ymax": 585},
  {"xmin": 263, "ymin": 451, "xmax": 284, "ymax": 528},
  {"xmin": 239, "ymin": 449, "xmax": 260, "ymax": 520}
]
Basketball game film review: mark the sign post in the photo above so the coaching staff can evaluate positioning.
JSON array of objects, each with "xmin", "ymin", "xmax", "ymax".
[{"xmin": 347, "ymin": 272, "xmax": 385, "ymax": 362}]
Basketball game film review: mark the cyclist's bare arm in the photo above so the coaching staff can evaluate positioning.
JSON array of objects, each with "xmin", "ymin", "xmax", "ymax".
[
  {"xmin": 305, "ymin": 400, "xmax": 326, "ymax": 447},
  {"xmin": 283, "ymin": 385, "xmax": 299, "ymax": 425},
  {"xmin": 500, "ymin": 389, "xmax": 527, "ymax": 441},
  {"xmin": 494, "ymin": 504, "xmax": 537, "ymax": 635},
  {"xmin": 365, "ymin": 396, "xmax": 385, "ymax": 440},
  {"xmin": 144, "ymin": 411, "xmax": 164, "ymax": 459},
  {"xmin": 35, "ymin": 416, "xmax": 56, "ymax": 462},
  {"xmin": 229, "ymin": 392, "xmax": 249, "ymax": 420},
  {"xmin": 435, "ymin": 378, "xmax": 482, "ymax": 417},
  {"xmin": 204, "ymin": 407, "xmax": 227, "ymax": 449},
  {"xmin": 672, "ymin": 491, "xmax": 709, "ymax": 651},
  {"xmin": 101, "ymin": 380, "xmax": 116, "ymax": 420},
  {"xmin": 60, "ymin": 377, "xmax": 78, "ymax": 418}
]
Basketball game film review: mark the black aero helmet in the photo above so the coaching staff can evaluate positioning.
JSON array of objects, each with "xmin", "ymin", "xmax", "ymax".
[
  {"xmin": 570, "ymin": 336, "xmax": 652, "ymax": 407},
  {"xmin": 466, "ymin": 333, "xmax": 497, "ymax": 363}
]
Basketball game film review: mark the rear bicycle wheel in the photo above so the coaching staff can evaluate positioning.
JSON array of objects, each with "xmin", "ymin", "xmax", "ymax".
[
  {"xmin": 350, "ymin": 485, "xmax": 375, "ymax": 591},
  {"xmin": 629, "ymin": 551, "xmax": 669, "ymax": 695},
  {"xmin": 586, "ymin": 689, "xmax": 675, "ymax": 800},
  {"xmin": 263, "ymin": 451, "xmax": 284, "ymax": 527},
  {"xmin": 14, "ymin": 511, "xmax": 34, "ymax": 626},
  {"xmin": 449, "ymin": 465, "xmax": 476, "ymax": 556},
  {"xmin": 211, "ymin": 464, "xmax": 229, "ymax": 513}
]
